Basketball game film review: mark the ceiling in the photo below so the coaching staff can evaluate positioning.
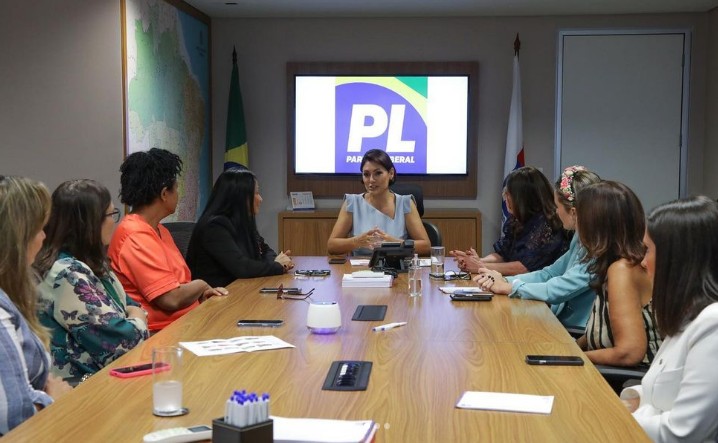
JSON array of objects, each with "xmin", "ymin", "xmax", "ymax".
[{"xmin": 185, "ymin": 0, "xmax": 718, "ymax": 19}]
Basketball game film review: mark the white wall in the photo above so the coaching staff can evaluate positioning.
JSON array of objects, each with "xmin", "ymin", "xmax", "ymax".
[
  {"xmin": 0, "ymin": 2, "xmax": 711, "ymax": 254},
  {"xmin": 212, "ymin": 14, "xmax": 708, "ymax": 252},
  {"xmin": 705, "ymin": 7, "xmax": 718, "ymax": 198},
  {"xmin": 0, "ymin": 0, "xmax": 124, "ymax": 202}
]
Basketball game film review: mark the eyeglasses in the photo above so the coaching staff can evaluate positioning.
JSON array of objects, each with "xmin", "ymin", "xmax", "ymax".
[
  {"xmin": 294, "ymin": 270, "xmax": 331, "ymax": 277},
  {"xmin": 429, "ymin": 270, "xmax": 471, "ymax": 281},
  {"xmin": 105, "ymin": 209, "xmax": 121, "ymax": 223},
  {"xmin": 276, "ymin": 284, "xmax": 315, "ymax": 302}
]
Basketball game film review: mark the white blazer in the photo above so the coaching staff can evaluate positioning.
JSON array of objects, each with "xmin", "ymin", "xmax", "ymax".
[{"xmin": 621, "ymin": 302, "xmax": 718, "ymax": 442}]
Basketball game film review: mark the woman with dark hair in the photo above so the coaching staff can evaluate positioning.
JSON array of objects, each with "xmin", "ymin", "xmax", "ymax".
[
  {"xmin": 620, "ymin": 196, "xmax": 718, "ymax": 442},
  {"xmin": 574, "ymin": 181, "xmax": 660, "ymax": 367},
  {"xmin": 186, "ymin": 169, "xmax": 293, "ymax": 287},
  {"xmin": 452, "ymin": 166, "xmax": 568, "ymax": 275},
  {"xmin": 327, "ymin": 149, "xmax": 430, "ymax": 256},
  {"xmin": 474, "ymin": 166, "xmax": 600, "ymax": 331},
  {"xmin": 35, "ymin": 179, "xmax": 149, "ymax": 380},
  {"xmin": 0, "ymin": 176, "xmax": 71, "ymax": 434},
  {"xmin": 108, "ymin": 148, "xmax": 227, "ymax": 332}
]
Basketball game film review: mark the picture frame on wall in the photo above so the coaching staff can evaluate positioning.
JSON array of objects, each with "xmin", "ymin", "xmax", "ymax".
[{"xmin": 121, "ymin": 0, "xmax": 212, "ymax": 221}]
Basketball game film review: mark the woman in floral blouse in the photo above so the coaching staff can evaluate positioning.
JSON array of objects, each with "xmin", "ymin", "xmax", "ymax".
[{"xmin": 34, "ymin": 179, "xmax": 149, "ymax": 380}]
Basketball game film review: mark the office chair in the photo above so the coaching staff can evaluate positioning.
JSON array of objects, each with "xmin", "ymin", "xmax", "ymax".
[
  {"xmin": 390, "ymin": 182, "xmax": 424, "ymax": 217},
  {"xmin": 595, "ymin": 364, "xmax": 650, "ymax": 395},
  {"xmin": 161, "ymin": 221, "xmax": 196, "ymax": 258},
  {"xmin": 422, "ymin": 221, "xmax": 442, "ymax": 246}
]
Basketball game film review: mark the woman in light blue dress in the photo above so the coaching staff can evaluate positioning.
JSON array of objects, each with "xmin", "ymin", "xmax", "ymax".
[{"xmin": 327, "ymin": 149, "xmax": 430, "ymax": 256}]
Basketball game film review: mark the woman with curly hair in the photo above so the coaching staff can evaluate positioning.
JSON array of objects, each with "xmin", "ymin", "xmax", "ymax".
[
  {"xmin": 108, "ymin": 148, "xmax": 227, "ymax": 332},
  {"xmin": 35, "ymin": 179, "xmax": 149, "ymax": 380}
]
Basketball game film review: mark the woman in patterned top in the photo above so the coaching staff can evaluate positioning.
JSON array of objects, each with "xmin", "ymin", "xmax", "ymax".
[
  {"xmin": 453, "ymin": 166, "xmax": 569, "ymax": 276},
  {"xmin": 575, "ymin": 181, "xmax": 660, "ymax": 367},
  {"xmin": 35, "ymin": 179, "xmax": 149, "ymax": 380},
  {"xmin": 0, "ymin": 176, "xmax": 71, "ymax": 435}
]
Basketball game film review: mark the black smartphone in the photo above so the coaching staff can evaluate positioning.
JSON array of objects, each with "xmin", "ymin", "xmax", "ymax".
[
  {"xmin": 237, "ymin": 319, "xmax": 284, "ymax": 327},
  {"xmin": 450, "ymin": 292, "xmax": 493, "ymax": 301},
  {"xmin": 525, "ymin": 355, "xmax": 585, "ymax": 366},
  {"xmin": 259, "ymin": 287, "xmax": 299, "ymax": 293},
  {"xmin": 328, "ymin": 257, "xmax": 347, "ymax": 264}
]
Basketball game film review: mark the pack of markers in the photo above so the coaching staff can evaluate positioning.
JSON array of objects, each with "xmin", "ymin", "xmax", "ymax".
[{"xmin": 213, "ymin": 390, "xmax": 273, "ymax": 443}]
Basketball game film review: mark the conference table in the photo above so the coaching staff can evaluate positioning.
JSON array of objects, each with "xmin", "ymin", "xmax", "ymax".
[{"xmin": 4, "ymin": 257, "xmax": 649, "ymax": 442}]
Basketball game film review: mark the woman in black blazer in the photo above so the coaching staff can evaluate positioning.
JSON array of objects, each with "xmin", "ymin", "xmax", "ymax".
[{"xmin": 186, "ymin": 169, "xmax": 293, "ymax": 287}]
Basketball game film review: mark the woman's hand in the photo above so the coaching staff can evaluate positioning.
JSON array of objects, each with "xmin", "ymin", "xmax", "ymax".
[
  {"xmin": 275, "ymin": 250, "xmax": 294, "ymax": 272},
  {"xmin": 451, "ymin": 249, "xmax": 482, "ymax": 273},
  {"xmin": 45, "ymin": 374, "xmax": 73, "ymax": 400},
  {"xmin": 473, "ymin": 268, "xmax": 512, "ymax": 294},
  {"xmin": 201, "ymin": 286, "xmax": 229, "ymax": 301},
  {"xmin": 126, "ymin": 306, "xmax": 148, "ymax": 325},
  {"xmin": 353, "ymin": 227, "xmax": 383, "ymax": 250}
]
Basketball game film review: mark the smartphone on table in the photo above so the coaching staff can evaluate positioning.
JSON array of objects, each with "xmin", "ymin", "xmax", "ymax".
[
  {"xmin": 237, "ymin": 319, "xmax": 284, "ymax": 327},
  {"xmin": 450, "ymin": 290, "xmax": 493, "ymax": 301},
  {"xmin": 259, "ymin": 287, "xmax": 300, "ymax": 294},
  {"xmin": 525, "ymin": 355, "xmax": 584, "ymax": 366},
  {"xmin": 109, "ymin": 361, "xmax": 170, "ymax": 378}
]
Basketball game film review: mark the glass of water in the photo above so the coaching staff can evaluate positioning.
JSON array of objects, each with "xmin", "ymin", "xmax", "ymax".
[
  {"xmin": 152, "ymin": 346, "xmax": 186, "ymax": 416},
  {"xmin": 430, "ymin": 246, "xmax": 445, "ymax": 274},
  {"xmin": 407, "ymin": 260, "xmax": 422, "ymax": 297}
]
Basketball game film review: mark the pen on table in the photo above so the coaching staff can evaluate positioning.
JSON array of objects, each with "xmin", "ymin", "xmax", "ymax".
[{"xmin": 372, "ymin": 322, "xmax": 407, "ymax": 332}]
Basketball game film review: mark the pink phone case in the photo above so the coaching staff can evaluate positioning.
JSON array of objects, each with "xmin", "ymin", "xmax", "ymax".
[{"xmin": 109, "ymin": 362, "xmax": 170, "ymax": 378}]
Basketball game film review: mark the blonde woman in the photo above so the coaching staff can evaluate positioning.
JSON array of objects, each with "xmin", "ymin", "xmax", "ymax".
[{"xmin": 0, "ymin": 176, "xmax": 71, "ymax": 435}]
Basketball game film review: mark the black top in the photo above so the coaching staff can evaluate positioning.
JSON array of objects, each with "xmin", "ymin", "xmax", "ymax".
[{"xmin": 186, "ymin": 215, "xmax": 283, "ymax": 287}]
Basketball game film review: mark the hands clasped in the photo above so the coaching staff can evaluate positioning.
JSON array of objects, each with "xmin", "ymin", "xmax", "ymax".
[
  {"xmin": 450, "ymin": 248, "xmax": 482, "ymax": 273},
  {"xmin": 473, "ymin": 268, "xmax": 512, "ymax": 294}
]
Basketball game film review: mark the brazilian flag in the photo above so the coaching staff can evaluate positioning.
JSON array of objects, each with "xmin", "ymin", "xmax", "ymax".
[{"xmin": 224, "ymin": 47, "xmax": 248, "ymax": 169}]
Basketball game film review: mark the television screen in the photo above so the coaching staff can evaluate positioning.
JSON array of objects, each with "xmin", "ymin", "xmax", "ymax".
[{"xmin": 294, "ymin": 75, "xmax": 469, "ymax": 175}]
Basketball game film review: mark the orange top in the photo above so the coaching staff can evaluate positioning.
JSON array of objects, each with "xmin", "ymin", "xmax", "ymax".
[{"xmin": 108, "ymin": 214, "xmax": 198, "ymax": 331}]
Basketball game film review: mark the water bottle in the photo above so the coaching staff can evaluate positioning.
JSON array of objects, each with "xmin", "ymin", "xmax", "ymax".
[{"xmin": 408, "ymin": 253, "xmax": 422, "ymax": 297}]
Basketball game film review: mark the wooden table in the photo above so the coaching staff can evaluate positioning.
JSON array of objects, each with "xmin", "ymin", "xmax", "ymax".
[{"xmin": 4, "ymin": 257, "xmax": 648, "ymax": 442}]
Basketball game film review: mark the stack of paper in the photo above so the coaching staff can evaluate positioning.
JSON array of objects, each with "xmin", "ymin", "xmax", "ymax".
[
  {"xmin": 272, "ymin": 416, "xmax": 377, "ymax": 443},
  {"xmin": 455, "ymin": 391, "xmax": 554, "ymax": 415},
  {"xmin": 342, "ymin": 271, "xmax": 393, "ymax": 288}
]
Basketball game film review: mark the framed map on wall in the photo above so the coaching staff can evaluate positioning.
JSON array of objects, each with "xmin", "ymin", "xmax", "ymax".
[{"xmin": 121, "ymin": 0, "xmax": 212, "ymax": 221}]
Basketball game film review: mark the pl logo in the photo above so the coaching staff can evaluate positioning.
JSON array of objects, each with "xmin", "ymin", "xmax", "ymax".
[{"xmin": 335, "ymin": 77, "xmax": 428, "ymax": 173}]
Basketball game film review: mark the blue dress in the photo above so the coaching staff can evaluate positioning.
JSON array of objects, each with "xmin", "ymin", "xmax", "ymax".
[{"xmin": 345, "ymin": 193, "xmax": 413, "ymax": 255}]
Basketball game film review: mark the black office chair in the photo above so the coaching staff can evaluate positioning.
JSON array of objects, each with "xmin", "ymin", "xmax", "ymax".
[
  {"xmin": 390, "ymin": 182, "xmax": 424, "ymax": 216},
  {"xmin": 422, "ymin": 221, "xmax": 442, "ymax": 246},
  {"xmin": 595, "ymin": 364, "xmax": 649, "ymax": 395},
  {"xmin": 161, "ymin": 221, "xmax": 196, "ymax": 258}
]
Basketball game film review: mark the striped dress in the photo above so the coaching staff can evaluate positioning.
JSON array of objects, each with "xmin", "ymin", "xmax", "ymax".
[{"xmin": 585, "ymin": 281, "xmax": 661, "ymax": 364}]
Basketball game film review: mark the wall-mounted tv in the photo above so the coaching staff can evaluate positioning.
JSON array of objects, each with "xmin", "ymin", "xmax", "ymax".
[
  {"xmin": 294, "ymin": 75, "xmax": 469, "ymax": 175},
  {"xmin": 287, "ymin": 62, "xmax": 479, "ymax": 199}
]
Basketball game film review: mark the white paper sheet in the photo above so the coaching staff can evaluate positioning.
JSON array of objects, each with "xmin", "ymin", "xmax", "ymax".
[
  {"xmin": 439, "ymin": 286, "xmax": 492, "ymax": 295},
  {"xmin": 456, "ymin": 391, "xmax": 554, "ymax": 415},
  {"xmin": 272, "ymin": 416, "xmax": 376, "ymax": 443},
  {"xmin": 179, "ymin": 336, "xmax": 295, "ymax": 357}
]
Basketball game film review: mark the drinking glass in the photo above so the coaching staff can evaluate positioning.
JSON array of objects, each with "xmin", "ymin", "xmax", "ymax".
[
  {"xmin": 152, "ymin": 346, "xmax": 186, "ymax": 416},
  {"xmin": 431, "ymin": 246, "xmax": 445, "ymax": 274}
]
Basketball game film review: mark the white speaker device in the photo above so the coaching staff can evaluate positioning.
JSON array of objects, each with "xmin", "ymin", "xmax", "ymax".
[{"xmin": 306, "ymin": 301, "xmax": 342, "ymax": 334}]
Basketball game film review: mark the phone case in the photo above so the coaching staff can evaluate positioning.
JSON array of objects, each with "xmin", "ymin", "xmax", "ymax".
[
  {"xmin": 328, "ymin": 257, "xmax": 347, "ymax": 264},
  {"xmin": 450, "ymin": 293, "xmax": 493, "ymax": 301},
  {"xmin": 525, "ymin": 355, "xmax": 584, "ymax": 366},
  {"xmin": 109, "ymin": 362, "xmax": 171, "ymax": 378},
  {"xmin": 237, "ymin": 320, "xmax": 284, "ymax": 327}
]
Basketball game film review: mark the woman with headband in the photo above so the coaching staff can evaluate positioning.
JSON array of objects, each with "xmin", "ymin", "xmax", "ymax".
[{"xmin": 474, "ymin": 166, "xmax": 600, "ymax": 331}]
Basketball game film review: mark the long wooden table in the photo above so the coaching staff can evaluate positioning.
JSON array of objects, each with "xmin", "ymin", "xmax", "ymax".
[{"xmin": 4, "ymin": 257, "xmax": 649, "ymax": 442}]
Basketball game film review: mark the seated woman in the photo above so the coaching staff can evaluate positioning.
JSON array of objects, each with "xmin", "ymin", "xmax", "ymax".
[
  {"xmin": 451, "ymin": 166, "xmax": 569, "ymax": 276},
  {"xmin": 574, "ymin": 181, "xmax": 660, "ymax": 367},
  {"xmin": 621, "ymin": 196, "xmax": 718, "ymax": 442},
  {"xmin": 327, "ymin": 149, "xmax": 430, "ymax": 256},
  {"xmin": 0, "ymin": 176, "xmax": 71, "ymax": 435},
  {"xmin": 474, "ymin": 166, "xmax": 600, "ymax": 331},
  {"xmin": 108, "ymin": 148, "xmax": 227, "ymax": 332},
  {"xmin": 186, "ymin": 169, "xmax": 293, "ymax": 287},
  {"xmin": 34, "ymin": 180, "xmax": 149, "ymax": 380}
]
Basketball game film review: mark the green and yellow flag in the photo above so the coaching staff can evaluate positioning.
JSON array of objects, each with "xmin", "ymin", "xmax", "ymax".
[{"xmin": 224, "ymin": 47, "xmax": 248, "ymax": 169}]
